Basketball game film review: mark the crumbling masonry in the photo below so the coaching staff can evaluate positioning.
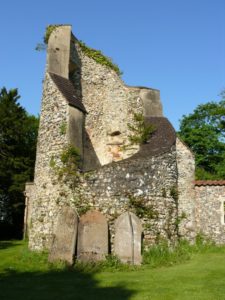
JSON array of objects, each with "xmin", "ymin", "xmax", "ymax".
[{"xmin": 25, "ymin": 26, "xmax": 225, "ymax": 263}]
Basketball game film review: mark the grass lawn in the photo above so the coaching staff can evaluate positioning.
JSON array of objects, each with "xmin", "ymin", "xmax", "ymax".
[{"xmin": 1, "ymin": 241, "xmax": 225, "ymax": 300}]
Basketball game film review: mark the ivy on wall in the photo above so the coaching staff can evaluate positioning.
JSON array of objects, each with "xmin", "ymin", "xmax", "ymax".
[
  {"xmin": 37, "ymin": 24, "xmax": 123, "ymax": 77},
  {"xmin": 50, "ymin": 145, "xmax": 81, "ymax": 183},
  {"xmin": 78, "ymin": 41, "xmax": 123, "ymax": 77},
  {"xmin": 127, "ymin": 194, "xmax": 158, "ymax": 219},
  {"xmin": 50, "ymin": 145, "xmax": 91, "ymax": 216}
]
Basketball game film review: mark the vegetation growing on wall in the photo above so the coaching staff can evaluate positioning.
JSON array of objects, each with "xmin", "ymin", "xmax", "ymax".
[
  {"xmin": 162, "ymin": 188, "xmax": 167, "ymax": 198},
  {"xmin": 50, "ymin": 145, "xmax": 91, "ymax": 216},
  {"xmin": 170, "ymin": 186, "xmax": 179, "ymax": 204},
  {"xmin": 44, "ymin": 24, "xmax": 65, "ymax": 44},
  {"xmin": 71, "ymin": 191, "xmax": 90, "ymax": 216},
  {"xmin": 59, "ymin": 122, "xmax": 67, "ymax": 135},
  {"xmin": 123, "ymin": 113, "xmax": 156, "ymax": 149},
  {"xmin": 35, "ymin": 24, "xmax": 66, "ymax": 51},
  {"xmin": 50, "ymin": 145, "xmax": 81, "ymax": 182},
  {"xmin": 126, "ymin": 193, "xmax": 158, "ymax": 232},
  {"xmin": 127, "ymin": 194, "xmax": 158, "ymax": 220},
  {"xmin": 168, "ymin": 185, "xmax": 187, "ymax": 238},
  {"xmin": 78, "ymin": 41, "xmax": 123, "ymax": 77},
  {"xmin": 174, "ymin": 211, "xmax": 187, "ymax": 228},
  {"xmin": 36, "ymin": 25, "xmax": 123, "ymax": 77}
]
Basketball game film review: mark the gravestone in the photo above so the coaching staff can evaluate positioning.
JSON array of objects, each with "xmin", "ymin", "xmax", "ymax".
[
  {"xmin": 48, "ymin": 206, "xmax": 78, "ymax": 265},
  {"xmin": 77, "ymin": 210, "xmax": 108, "ymax": 261},
  {"xmin": 114, "ymin": 212, "xmax": 142, "ymax": 264}
]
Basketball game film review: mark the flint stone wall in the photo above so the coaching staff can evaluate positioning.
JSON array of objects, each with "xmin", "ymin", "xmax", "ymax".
[
  {"xmin": 28, "ymin": 27, "xmax": 198, "ymax": 252},
  {"xmin": 176, "ymin": 138, "xmax": 196, "ymax": 240},
  {"xmin": 28, "ymin": 73, "xmax": 74, "ymax": 250},
  {"xmin": 195, "ymin": 184, "xmax": 225, "ymax": 244},
  {"xmin": 27, "ymin": 27, "xmax": 225, "ymax": 254},
  {"xmin": 76, "ymin": 147, "xmax": 178, "ymax": 249},
  {"xmin": 28, "ymin": 28, "xmax": 171, "ymax": 251},
  {"xmin": 70, "ymin": 39, "xmax": 163, "ymax": 168},
  {"xmin": 29, "ymin": 146, "xmax": 179, "ymax": 251}
]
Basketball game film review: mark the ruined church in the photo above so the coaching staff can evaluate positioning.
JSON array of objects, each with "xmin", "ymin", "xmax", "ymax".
[{"xmin": 25, "ymin": 25, "xmax": 225, "ymax": 264}]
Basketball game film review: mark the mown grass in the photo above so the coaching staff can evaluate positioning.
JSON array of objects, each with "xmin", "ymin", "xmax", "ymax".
[{"xmin": 1, "ymin": 240, "xmax": 225, "ymax": 300}]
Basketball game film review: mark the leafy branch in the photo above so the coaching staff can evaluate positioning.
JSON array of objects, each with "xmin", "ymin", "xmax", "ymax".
[{"xmin": 127, "ymin": 113, "xmax": 156, "ymax": 146}]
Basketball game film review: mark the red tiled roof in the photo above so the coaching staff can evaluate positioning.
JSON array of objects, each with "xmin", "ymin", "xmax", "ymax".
[{"xmin": 195, "ymin": 180, "xmax": 225, "ymax": 186}]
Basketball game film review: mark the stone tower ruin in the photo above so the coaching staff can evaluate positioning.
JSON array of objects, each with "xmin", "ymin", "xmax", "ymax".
[{"xmin": 25, "ymin": 25, "xmax": 225, "ymax": 264}]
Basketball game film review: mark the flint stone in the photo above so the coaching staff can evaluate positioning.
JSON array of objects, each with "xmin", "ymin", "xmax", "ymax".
[
  {"xmin": 48, "ymin": 206, "xmax": 78, "ymax": 265},
  {"xmin": 114, "ymin": 212, "xmax": 142, "ymax": 265},
  {"xmin": 77, "ymin": 210, "xmax": 108, "ymax": 262}
]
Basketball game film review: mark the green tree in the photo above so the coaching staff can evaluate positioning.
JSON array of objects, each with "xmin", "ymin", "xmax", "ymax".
[
  {"xmin": 178, "ymin": 94, "xmax": 225, "ymax": 180},
  {"xmin": 0, "ymin": 87, "xmax": 39, "ymax": 238}
]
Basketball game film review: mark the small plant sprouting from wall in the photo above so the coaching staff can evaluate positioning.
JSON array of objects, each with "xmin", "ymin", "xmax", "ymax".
[
  {"xmin": 36, "ymin": 24, "xmax": 123, "ymax": 77},
  {"xmin": 49, "ymin": 146, "xmax": 91, "ymax": 215},
  {"xmin": 49, "ymin": 145, "xmax": 81, "ymax": 183},
  {"xmin": 127, "ymin": 193, "xmax": 158, "ymax": 219},
  {"xmin": 125, "ymin": 113, "xmax": 156, "ymax": 147},
  {"xmin": 59, "ymin": 145, "xmax": 81, "ymax": 180},
  {"xmin": 35, "ymin": 24, "xmax": 66, "ymax": 50},
  {"xmin": 162, "ymin": 186, "xmax": 180, "ymax": 240},
  {"xmin": 78, "ymin": 41, "xmax": 123, "ymax": 77},
  {"xmin": 49, "ymin": 156, "xmax": 56, "ymax": 169},
  {"xmin": 44, "ymin": 24, "xmax": 65, "ymax": 44},
  {"xmin": 72, "ymin": 192, "xmax": 91, "ymax": 216},
  {"xmin": 174, "ymin": 211, "xmax": 187, "ymax": 228},
  {"xmin": 162, "ymin": 188, "xmax": 167, "ymax": 198},
  {"xmin": 59, "ymin": 122, "xmax": 67, "ymax": 135},
  {"xmin": 170, "ymin": 186, "xmax": 179, "ymax": 204},
  {"xmin": 168, "ymin": 185, "xmax": 184, "ymax": 238},
  {"xmin": 127, "ymin": 194, "xmax": 158, "ymax": 234}
]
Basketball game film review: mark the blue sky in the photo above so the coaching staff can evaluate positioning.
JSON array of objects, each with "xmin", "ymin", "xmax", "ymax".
[{"xmin": 0, "ymin": 0, "xmax": 224, "ymax": 130}]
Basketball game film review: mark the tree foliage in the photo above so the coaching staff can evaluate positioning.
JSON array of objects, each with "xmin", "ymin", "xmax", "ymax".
[
  {"xmin": 178, "ymin": 94, "xmax": 225, "ymax": 180},
  {"xmin": 0, "ymin": 87, "xmax": 39, "ymax": 238}
]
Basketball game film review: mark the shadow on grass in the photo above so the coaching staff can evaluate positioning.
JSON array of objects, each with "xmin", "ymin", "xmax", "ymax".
[
  {"xmin": 0, "ymin": 241, "xmax": 21, "ymax": 250},
  {"xmin": 0, "ymin": 267, "xmax": 135, "ymax": 300}
]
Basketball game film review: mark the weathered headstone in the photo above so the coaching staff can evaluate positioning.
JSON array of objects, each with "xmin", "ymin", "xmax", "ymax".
[
  {"xmin": 48, "ymin": 206, "xmax": 78, "ymax": 265},
  {"xmin": 114, "ymin": 212, "xmax": 142, "ymax": 264},
  {"xmin": 77, "ymin": 210, "xmax": 108, "ymax": 262}
]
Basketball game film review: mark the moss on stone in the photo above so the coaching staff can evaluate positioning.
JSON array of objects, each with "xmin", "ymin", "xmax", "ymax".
[
  {"xmin": 44, "ymin": 24, "xmax": 65, "ymax": 44},
  {"xmin": 78, "ymin": 40, "xmax": 123, "ymax": 77}
]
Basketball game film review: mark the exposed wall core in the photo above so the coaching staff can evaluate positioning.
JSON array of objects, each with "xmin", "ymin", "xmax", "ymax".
[{"xmin": 26, "ymin": 25, "xmax": 225, "ymax": 256}]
